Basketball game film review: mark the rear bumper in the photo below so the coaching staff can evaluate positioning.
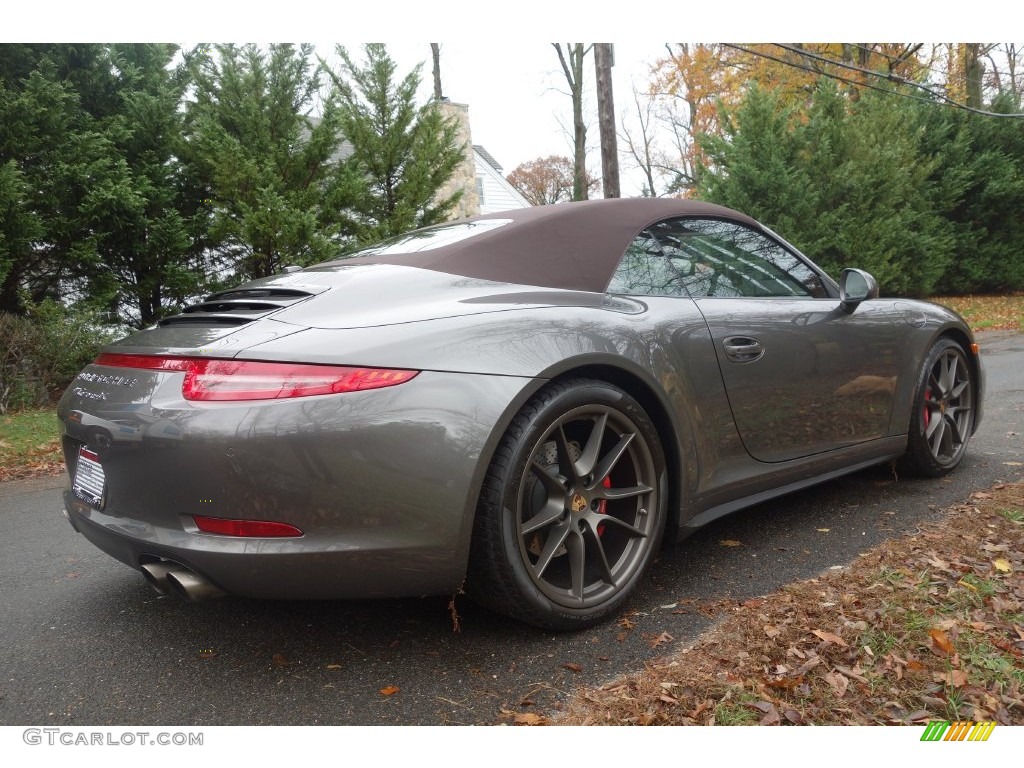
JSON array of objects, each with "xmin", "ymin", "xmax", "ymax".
[
  {"xmin": 64, "ymin": 491, "xmax": 468, "ymax": 599},
  {"xmin": 58, "ymin": 370, "xmax": 535, "ymax": 599}
]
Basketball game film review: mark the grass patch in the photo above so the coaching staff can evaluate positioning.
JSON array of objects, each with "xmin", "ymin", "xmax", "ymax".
[
  {"xmin": 932, "ymin": 294, "xmax": 1023, "ymax": 333},
  {"xmin": 0, "ymin": 407, "xmax": 64, "ymax": 481},
  {"xmin": 998, "ymin": 508, "xmax": 1024, "ymax": 523},
  {"xmin": 551, "ymin": 483, "xmax": 1024, "ymax": 726}
]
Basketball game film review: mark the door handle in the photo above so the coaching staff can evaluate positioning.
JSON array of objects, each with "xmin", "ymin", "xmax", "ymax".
[{"xmin": 723, "ymin": 336, "xmax": 764, "ymax": 362}]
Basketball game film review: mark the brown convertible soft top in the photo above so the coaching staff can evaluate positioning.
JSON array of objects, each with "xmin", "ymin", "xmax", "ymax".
[{"xmin": 333, "ymin": 198, "xmax": 760, "ymax": 294}]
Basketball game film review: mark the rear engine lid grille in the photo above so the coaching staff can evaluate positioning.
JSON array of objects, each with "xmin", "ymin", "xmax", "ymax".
[{"xmin": 160, "ymin": 287, "xmax": 317, "ymax": 327}]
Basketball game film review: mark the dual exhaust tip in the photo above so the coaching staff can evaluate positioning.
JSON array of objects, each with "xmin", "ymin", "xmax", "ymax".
[{"xmin": 140, "ymin": 561, "xmax": 226, "ymax": 602}]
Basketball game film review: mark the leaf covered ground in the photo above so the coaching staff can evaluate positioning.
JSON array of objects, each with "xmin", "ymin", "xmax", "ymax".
[
  {"xmin": 933, "ymin": 294, "xmax": 1023, "ymax": 332},
  {"xmin": 0, "ymin": 408, "xmax": 64, "ymax": 482},
  {"xmin": 544, "ymin": 482, "xmax": 1024, "ymax": 726}
]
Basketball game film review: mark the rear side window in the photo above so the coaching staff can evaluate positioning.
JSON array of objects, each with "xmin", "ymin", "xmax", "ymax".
[
  {"xmin": 608, "ymin": 217, "xmax": 827, "ymax": 299},
  {"xmin": 605, "ymin": 230, "xmax": 689, "ymax": 297}
]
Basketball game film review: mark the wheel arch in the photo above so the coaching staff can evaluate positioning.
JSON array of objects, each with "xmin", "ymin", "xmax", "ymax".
[
  {"xmin": 546, "ymin": 363, "xmax": 687, "ymax": 545},
  {"xmin": 462, "ymin": 358, "xmax": 692, "ymax": 585}
]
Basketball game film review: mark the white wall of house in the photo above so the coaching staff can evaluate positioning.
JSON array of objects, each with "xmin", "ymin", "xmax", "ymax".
[{"xmin": 474, "ymin": 149, "xmax": 530, "ymax": 214}]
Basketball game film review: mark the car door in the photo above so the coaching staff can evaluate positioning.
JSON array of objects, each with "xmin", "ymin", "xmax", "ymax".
[{"xmin": 644, "ymin": 217, "xmax": 902, "ymax": 464}]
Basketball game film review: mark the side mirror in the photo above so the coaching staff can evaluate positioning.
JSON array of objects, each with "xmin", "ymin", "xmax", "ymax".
[{"xmin": 839, "ymin": 268, "xmax": 879, "ymax": 313}]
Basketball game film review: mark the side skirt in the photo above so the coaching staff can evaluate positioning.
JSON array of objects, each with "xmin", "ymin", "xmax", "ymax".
[{"xmin": 676, "ymin": 436, "xmax": 907, "ymax": 539}]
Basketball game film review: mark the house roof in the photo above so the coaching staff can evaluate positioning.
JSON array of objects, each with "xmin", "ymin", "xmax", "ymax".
[{"xmin": 473, "ymin": 145, "xmax": 503, "ymax": 173}]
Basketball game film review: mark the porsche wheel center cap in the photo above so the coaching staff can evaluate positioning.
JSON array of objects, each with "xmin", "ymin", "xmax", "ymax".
[{"xmin": 570, "ymin": 493, "xmax": 587, "ymax": 514}]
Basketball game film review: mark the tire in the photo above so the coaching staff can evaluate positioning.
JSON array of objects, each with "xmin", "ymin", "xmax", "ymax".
[
  {"xmin": 467, "ymin": 379, "xmax": 667, "ymax": 630},
  {"xmin": 899, "ymin": 338, "xmax": 975, "ymax": 477}
]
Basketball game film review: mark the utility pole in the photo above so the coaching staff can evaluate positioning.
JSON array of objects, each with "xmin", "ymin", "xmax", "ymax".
[{"xmin": 594, "ymin": 43, "xmax": 620, "ymax": 198}]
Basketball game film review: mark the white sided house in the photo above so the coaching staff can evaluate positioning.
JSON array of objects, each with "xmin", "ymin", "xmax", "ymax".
[{"xmin": 472, "ymin": 144, "xmax": 530, "ymax": 215}]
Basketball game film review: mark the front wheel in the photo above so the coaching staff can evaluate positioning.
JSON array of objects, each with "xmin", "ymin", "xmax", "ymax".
[
  {"xmin": 900, "ymin": 338, "xmax": 975, "ymax": 477},
  {"xmin": 467, "ymin": 379, "xmax": 666, "ymax": 630}
]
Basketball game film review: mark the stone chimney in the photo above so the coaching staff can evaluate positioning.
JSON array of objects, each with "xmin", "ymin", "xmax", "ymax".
[{"xmin": 434, "ymin": 100, "xmax": 480, "ymax": 219}]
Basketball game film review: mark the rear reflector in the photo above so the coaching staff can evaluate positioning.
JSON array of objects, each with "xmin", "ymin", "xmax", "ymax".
[
  {"xmin": 93, "ymin": 353, "xmax": 418, "ymax": 401},
  {"xmin": 193, "ymin": 515, "xmax": 303, "ymax": 538}
]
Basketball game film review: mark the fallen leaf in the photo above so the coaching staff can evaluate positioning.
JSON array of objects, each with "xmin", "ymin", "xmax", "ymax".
[
  {"xmin": 326, "ymin": 664, "xmax": 343, "ymax": 670},
  {"xmin": 957, "ymin": 578, "xmax": 978, "ymax": 592},
  {"xmin": 812, "ymin": 629, "xmax": 848, "ymax": 647},
  {"xmin": 763, "ymin": 624, "xmax": 781, "ymax": 639},
  {"xmin": 823, "ymin": 671, "xmax": 849, "ymax": 697},
  {"xmin": 514, "ymin": 713, "xmax": 546, "ymax": 726},
  {"xmin": 379, "ymin": 685, "xmax": 400, "ymax": 696},
  {"xmin": 833, "ymin": 664, "xmax": 868, "ymax": 683},
  {"xmin": 765, "ymin": 675, "xmax": 804, "ymax": 690},
  {"xmin": 688, "ymin": 700, "xmax": 713, "ymax": 719},
  {"xmin": 935, "ymin": 670, "xmax": 969, "ymax": 687},
  {"xmin": 563, "ymin": 662, "xmax": 582, "ymax": 673},
  {"xmin": 816, "ymin": 528, "xmax": 830, "ymax": 533},
  {"xmin": 994, "ymin": 558, "xmax": 1012, "ymax": 573},
  {"xmin": 272, "ymin": 653, "xmax": 288, "ymax": 667},
  {"xmin": 647, "ymin": 631, "xmax": 674, "ymax": 649},
  {"xmin": 718, "ymin": 539, "xmax": 742, "ymax": 547},
  {"xmin": 929, "ymin": 628, "xmax": 955, "ymax": 656}
]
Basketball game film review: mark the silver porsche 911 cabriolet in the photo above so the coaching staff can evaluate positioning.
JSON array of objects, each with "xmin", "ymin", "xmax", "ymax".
[{"xmin": 58, "ymin": 198, "xmax": 983, "ymax": 629}]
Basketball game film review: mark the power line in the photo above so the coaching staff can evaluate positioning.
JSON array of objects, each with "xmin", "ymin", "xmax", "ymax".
[
  {"xmin": 769, "ymin": 43, "xmax": 1024, "ymax": 118},
  {"xmin": 722, "ymin": 44, "xmax": 953, "ymax": 108},
  {"xmin": 774, "ymin": 43, "xmax": 1024, "ymax": 118}
]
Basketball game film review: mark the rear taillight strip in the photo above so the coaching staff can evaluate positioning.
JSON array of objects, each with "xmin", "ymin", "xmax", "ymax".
[{"xmin": 93, "ymin": 353, "xmax": 418, "ymax": 401}]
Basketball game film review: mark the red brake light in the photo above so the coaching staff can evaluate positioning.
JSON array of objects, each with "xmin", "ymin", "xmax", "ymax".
[
  {"xmin": 193, "ymin": 515, "xmax": 303, "ymax": 537},
  {"xmin": 93, "ymin": 353, "xmax": 418, "ymax": 401}
]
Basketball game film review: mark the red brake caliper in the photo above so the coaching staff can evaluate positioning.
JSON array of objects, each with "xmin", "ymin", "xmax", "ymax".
[
  {"xmin": 923, "ymin": 388, "xmax": 932, "ymax": 430},
  {"xmin": 597, "ymin": 476, "xmax": 611, "ymax": 536}
]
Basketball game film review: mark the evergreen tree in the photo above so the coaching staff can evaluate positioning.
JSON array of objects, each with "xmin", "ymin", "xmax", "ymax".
[
  {"xmin": 0, "ymin": 45, "xmax": 113, "ymax": 314},
  {"xmin": 78, "ymin": 44, "xmax": 210, "ymax": 326},
  {"xmin": 926, "ymin": 93, "xmax": 1024, "ymax": 293},
  {"xmin": 328, "ymin": 44, "xmax": 464, "ymax": 245},
  {"xmin": 698, "ymin": 82, "xmax": 959, "ymax": 296},
  {"xmin": 698, "ymin": 86, "xmax": 814, "ymax": 244},
  {"xmin": 1, "ymin": 44, "xmax": 209, "ymax": 325},
  {"xmin": 185, "ymin": 43, "xmax": 362, "ymax": 281}
]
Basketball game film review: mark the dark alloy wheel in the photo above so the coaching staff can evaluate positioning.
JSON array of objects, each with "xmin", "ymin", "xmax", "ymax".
[
  {"xmin": 467, "ymin": 379, "xmax": 666, "ymax": 630},
  {"xmin": 901, "ymin": 338, "xmax": 974, "ymax": 477}
]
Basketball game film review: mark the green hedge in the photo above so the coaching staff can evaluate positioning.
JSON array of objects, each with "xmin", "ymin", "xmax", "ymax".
[{"xmin": 0, "ymin": 301, "xmax": 116, "ymax": 413}]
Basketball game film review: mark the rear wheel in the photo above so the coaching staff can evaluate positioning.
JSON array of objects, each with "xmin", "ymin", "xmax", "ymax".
[
  {"xmin": 900, "ymin": 338, "xmax": 974, "ymax": 477},
  {"xmin": 467, "ymin": 379, "xmax": 666, "ymax": 630}
]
